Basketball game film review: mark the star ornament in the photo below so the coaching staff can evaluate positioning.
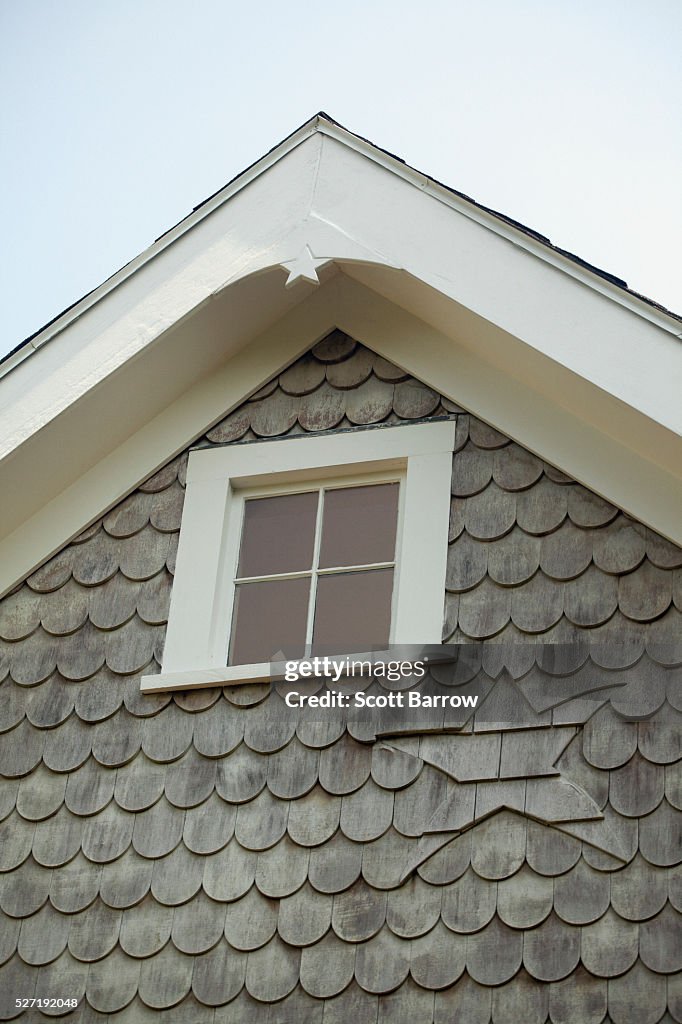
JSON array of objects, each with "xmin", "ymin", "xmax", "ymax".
[{"xmin": 281, "ymin": 245, "xmax": 330, "ymax": 288}]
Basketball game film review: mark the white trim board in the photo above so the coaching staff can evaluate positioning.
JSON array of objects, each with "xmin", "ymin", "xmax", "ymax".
[
  {"xmin": 1, "ymin": 273, "xmax": 681, "ymax": 600},
  {"xmin": 143, "ymin": 421, "xmax": 455, "ymax": 692}
]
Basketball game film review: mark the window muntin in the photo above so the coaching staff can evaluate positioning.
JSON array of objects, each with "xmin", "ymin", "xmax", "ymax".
[{"xmin": 228, "ymin": 481, "xmax": 400, "ymax": 665}]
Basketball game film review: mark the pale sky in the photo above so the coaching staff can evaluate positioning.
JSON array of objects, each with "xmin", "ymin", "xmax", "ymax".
[{"xmin": 1, "ymin": 0, "xmax": 680, "ymax": 359}]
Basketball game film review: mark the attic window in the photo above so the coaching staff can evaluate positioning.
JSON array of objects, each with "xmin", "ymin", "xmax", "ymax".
[
  {"xmin": 229, "ymin": 482, "xmax": 400, "ymax": 665},
  {"xmin": 141, "ymin": 420, "xmax": 455, "ymax": 692}
]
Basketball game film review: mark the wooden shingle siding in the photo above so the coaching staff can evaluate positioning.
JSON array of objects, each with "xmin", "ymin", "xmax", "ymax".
[{"xmin": 0, "ymin": 333, "xmax": 680, "ymax": 1021}]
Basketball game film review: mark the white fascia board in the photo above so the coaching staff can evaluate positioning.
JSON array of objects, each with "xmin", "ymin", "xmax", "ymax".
[
  {"xmin": 0, "ymin": 134, "xmax": 323, "ymax": 460},
  {"xmin": 312, "ymin": 136, "xmax": 682, "ymax": 438},
  {"xmin": 2, "ymin": 272, "xmax": 681, "ymax": 604}
]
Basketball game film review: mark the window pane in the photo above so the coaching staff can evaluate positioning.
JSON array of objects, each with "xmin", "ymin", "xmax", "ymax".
[
  {"xmin": 319, "ymin": 484, "xmax": 399, "ymax": 568},
  {"xmin": 238, "ymin": 492, "xmax": 318, "ymax": 577},
  {"xmin": 229, "ymin": 578, "xmax": 310, "ymax": 665},
  {"xmin": 312, "ymin": 569, "xmax": 394, "ymax": 654}
]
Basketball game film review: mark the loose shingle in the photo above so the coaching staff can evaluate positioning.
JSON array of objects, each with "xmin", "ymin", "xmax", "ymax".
[
  {"xmin": 190, "ymin": 937, "xmax": 246, "ymax": 1007},
  {"xmin": 523, "ymin": 911, "xmax": 581, "ymax": 982},
  {"xmin": 394, "ymin": 764, "xmax": 451, "ymax": 837},
  {"xmin": 49, "ymin": 852, "xmax": 100, "ymax": 914},
  {"xmin": 17, "ymin": 902, "xmax": 69, "ymax": 965},
  {"xmin": 580, "ymin": 908, "xmax": 638, "ymax": 977},
  {"xmin": 136, "ymin": 571, "xmax": 173, "ymax": 626},
  {"xmin": 138, "ymin": 943, "xmax": 194, "ymax": 1009},
  {"xmin": 85, "ymin": 945, "xmax": 140, "ymax": 1013},
  {"xmin": 278, "ymin": 882, "xmax": 331, "ymax": 947},
  {"xmin": 440, "ymin": 867, "xmax": 496, "ymax": 934},
  {"xmin": 466, "ymin": 915, "xmax": 522, "ymax": 986},
  {"xmin": 638, "ymin": 707, "xmax": 682, "ymax": 765}
]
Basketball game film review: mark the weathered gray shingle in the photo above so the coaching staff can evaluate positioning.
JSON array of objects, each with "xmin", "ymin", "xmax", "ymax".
[{"xmin": 0, "ymin": 333, "xmax": 680, "ymax": 1022}]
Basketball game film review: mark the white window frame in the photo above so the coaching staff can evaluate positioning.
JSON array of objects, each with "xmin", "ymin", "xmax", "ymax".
[{"xmin": 141, "ymin": 420, "xmax": 455, "ymax": 692}]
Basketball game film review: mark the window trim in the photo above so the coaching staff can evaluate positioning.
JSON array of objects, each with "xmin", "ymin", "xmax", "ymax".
[{"xmin": 141, "ymin": 420, "xmax": 456, "ymax": 692}]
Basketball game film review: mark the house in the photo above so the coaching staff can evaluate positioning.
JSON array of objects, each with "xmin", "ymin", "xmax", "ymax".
[{"xmin": 0, "ymin": 113, "xmax": 680, "ymax": 1022}]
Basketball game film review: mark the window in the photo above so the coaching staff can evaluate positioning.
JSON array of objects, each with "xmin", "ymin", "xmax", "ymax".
[{"xmin": 141, "ymin": 420, "xmax": 455, "ymax": 692}]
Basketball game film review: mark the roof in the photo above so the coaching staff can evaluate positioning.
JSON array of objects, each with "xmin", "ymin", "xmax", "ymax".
[{"xmin": 0, "ymin": 113, "xmax": 681, "ymax": 600}]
